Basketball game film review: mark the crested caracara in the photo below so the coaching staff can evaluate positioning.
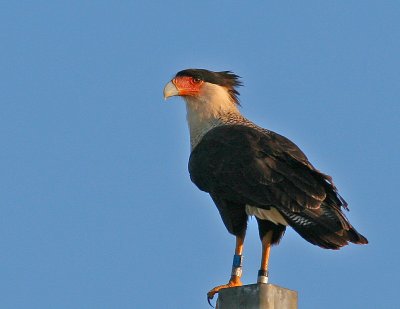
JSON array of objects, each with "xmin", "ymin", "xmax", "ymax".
[{"xmin": 163, "ymin": 68, "xmax": 368, "ymax": 303}]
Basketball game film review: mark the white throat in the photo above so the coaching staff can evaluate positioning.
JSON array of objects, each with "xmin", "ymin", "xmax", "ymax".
[{"xmin": 184, "ymin": 83, "xmax": 241, "ymax": 149}]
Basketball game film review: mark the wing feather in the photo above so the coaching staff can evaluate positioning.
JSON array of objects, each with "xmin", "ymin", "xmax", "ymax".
[
  {"xmin": 189, "ymin": 125, "xmax": 331, "ymax": 212},
  {"xmin": 188, "ymin": 124, "xmax": 367, "ymax": 249}
]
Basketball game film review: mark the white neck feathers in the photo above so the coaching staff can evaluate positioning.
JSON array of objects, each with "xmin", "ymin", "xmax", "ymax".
[{"xmin": 184, "ymin": 83, "xmax": 241, "ymax": 149}]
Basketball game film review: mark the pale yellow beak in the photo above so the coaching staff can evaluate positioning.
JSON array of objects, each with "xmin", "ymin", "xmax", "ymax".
[{"xmin": 163, "ymin": 81, "xmax": 179, "ymax": 100}]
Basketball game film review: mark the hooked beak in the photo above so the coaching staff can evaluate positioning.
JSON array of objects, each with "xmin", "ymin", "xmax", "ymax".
[{"xmin": 163, "ymin": 81, "xmax": 179, "ymax": 100}]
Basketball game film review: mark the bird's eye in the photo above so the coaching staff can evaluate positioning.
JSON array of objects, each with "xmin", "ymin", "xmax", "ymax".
[{"xmin": 192, "ymin": 77, "xmax": 202, "ymax": 84}]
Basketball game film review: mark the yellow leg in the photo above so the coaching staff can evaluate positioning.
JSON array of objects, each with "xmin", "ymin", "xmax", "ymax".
[
  {"xmin": 235, "ymin": 234, "xmax": 245, "ymax": 255},
  {"xmin": 207, "ymin": 235, "xmax": 245, "ymax": 303},
  {"xmin": 258, "ymin": 231, "xmax": 273, "ymax": 283}
]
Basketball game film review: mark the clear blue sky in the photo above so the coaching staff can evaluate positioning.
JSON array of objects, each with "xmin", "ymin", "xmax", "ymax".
[{"xmin": 1, "ymin": 1, "xmax": 399, "ymax": 308}]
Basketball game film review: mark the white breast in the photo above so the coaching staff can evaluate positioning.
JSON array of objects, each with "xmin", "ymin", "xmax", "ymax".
[{"xmin": 246, "ymin": 205, "xmax": 288, "ymax": 226}]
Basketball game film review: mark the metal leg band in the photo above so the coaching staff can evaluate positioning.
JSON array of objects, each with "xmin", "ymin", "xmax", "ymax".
[
  {"xmin": 257, "ymin": 269, "xmax": 268, "ymax": 284},
  {"xmin": 231, "ymin": 255, "xmax": 243, "ymax": 277},
  {"xmin": 231, "ymin": 266, "xmax": 243, "ymax": 277}
]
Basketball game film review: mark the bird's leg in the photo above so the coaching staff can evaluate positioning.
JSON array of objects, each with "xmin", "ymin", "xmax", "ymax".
[
  {"xmin": 207, "ymin": 235, "xmax": 245, "ymax": 303},
  {"xmin": 258, "ymin": 231, "xmax": 273, "ymax": 284}
]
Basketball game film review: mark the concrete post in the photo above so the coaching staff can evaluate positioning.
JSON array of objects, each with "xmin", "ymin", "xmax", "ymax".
[{"xmin": 216, "ymin": 283, "xmax": 298, "ymax": 309}]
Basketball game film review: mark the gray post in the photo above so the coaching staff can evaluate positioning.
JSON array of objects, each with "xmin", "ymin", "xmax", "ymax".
[{"xmin": 216, "ymin": 283, "xmax": 298, "ymax": 309}]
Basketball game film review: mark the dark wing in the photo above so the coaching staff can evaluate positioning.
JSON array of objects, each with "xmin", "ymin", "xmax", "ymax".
[{"xmin": 189, "ymin": 125, "xmax": 368, "ymax": 249}]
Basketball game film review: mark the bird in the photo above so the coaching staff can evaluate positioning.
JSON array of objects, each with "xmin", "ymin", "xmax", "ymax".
[{"xmin": 163, "ymin": 68, "xmax": 368, "ymax": 303}]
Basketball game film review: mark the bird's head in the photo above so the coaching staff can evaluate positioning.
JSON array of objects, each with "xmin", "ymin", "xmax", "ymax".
[
  {"xmin": 163, "ymin": 69, "xmax": 242, "ymax": 105},
  {"xmin": 164, "ymin": 69, "xmax": 243, "ymax": 149}
]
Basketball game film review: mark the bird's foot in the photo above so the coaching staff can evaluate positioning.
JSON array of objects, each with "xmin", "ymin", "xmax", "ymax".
[{"xmin": 207, "ymin": 276, "xmax": 242, "ymax": 306}]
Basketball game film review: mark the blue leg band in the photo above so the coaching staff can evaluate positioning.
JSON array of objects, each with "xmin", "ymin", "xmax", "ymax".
[
  {"xmin": 232, "ymin": 254, "xmax": 243, "ymax": 268},
  {"xmin": 231, "ymin": 254, "xmax": 243, "ymax": 277}
]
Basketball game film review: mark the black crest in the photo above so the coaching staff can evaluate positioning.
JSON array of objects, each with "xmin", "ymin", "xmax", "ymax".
[{"xmin": 176, "ymin": 69, "xmax": 242, "ymax": 104}]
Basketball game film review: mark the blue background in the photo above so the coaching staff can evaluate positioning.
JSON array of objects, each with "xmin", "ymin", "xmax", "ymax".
[{"xmin": 1, "ymin": 1, "xmax": 399, "ymax": 308}]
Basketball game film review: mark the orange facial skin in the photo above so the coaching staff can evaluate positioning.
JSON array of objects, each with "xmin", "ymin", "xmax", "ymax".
[{"xmin": 172, "ymin": 76, "xmax": 204, "ymax": 96}]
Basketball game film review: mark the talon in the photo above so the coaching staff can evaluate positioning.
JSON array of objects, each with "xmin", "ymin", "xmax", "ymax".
[
  {"xmin": 207, "ymin": 289, "xmax": 218, "ymax": 308},
  {"xmin": 207, "ymin": 286, "xmax": 220, "ymax": 299},
  {"xmin": 207, "ymin": 295, "xmax": 215, "ymax": 307},
  {"xmin": 206, "ymin": 276, "xmax": 243, "ymax": 306}
]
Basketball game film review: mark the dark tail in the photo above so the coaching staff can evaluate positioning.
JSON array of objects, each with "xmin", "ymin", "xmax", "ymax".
[{"xmin": 279, "ymin": 203, "xmax": 368, "ymax": 250}]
